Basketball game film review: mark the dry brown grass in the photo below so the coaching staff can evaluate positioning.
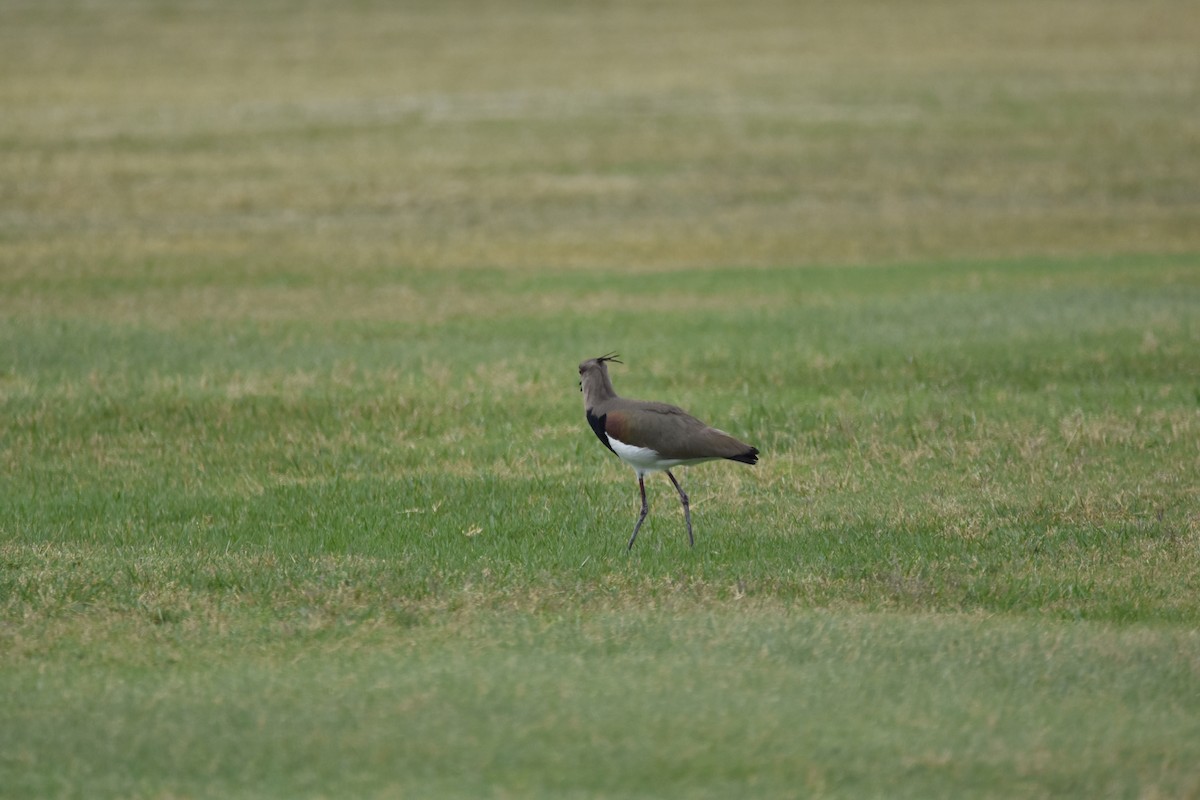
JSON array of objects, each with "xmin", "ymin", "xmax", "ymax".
[{"xmin": 3, "ymin": 0, "xmax": 1198, "ymax": 279}]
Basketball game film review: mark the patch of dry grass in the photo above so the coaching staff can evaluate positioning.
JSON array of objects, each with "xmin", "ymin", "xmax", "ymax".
[{"xmin": 3, "ymin": 0, "xmax": 1199, "ymax": 277}]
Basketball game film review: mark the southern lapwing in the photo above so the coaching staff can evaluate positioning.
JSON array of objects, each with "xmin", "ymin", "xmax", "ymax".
[{"xmin": 579, "ymin": 354, "xmax": 759, "ymax": 550}]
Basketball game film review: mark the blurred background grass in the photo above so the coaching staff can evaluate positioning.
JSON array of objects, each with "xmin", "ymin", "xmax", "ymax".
[{"xmin": 3, "ymin": 0, "xmax": 1198, "ymax": 279}]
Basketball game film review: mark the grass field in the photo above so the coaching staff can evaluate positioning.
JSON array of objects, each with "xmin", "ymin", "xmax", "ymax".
[{"xmin": 3, "ymin": 0, "xmax": 1200, "ymax": 797}]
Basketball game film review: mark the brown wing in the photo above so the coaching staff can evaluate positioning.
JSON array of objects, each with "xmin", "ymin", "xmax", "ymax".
[{"xmin": 607, "ymin": 402, "xmax": 757, "ymax": 463}]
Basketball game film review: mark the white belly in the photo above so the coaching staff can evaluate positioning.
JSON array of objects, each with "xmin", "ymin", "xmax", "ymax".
[{"xmin": 608, "ymin": 435, "xmax": 692, "ymax": 474}]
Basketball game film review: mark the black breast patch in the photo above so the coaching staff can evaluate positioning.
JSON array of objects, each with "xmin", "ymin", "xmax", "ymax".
[{"xmin": 586, "ymin": 410, "xmax": 614, "ymax": 453}]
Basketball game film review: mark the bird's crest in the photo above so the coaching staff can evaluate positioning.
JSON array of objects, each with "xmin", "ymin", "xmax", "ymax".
[{"xmin": 595, "ymin": 353, "xmax": 622, "ymax": 366}]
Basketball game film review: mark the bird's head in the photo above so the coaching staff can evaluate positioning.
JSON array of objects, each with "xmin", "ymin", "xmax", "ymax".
[{"xmin": 578, "ymin": 353, "xmax": 621, "ymax": 399}]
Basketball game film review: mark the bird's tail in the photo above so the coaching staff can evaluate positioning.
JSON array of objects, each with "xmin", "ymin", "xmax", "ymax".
[{"xmin": 727, "ymin": 446, "xmax": 759, "ymax": 465}]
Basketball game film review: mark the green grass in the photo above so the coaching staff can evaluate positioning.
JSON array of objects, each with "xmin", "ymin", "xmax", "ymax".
[
  {"xmin": 7, "ymin": 610, "xmax": 1200, "ymax": 798},
  {"xmin": 3, "ymin": 0, "xmax": 1200, "ymax": 797}
]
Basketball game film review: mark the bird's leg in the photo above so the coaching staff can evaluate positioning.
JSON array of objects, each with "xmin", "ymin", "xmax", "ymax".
[
  {"xmin": 627, "ymin": 474, "xmax": 649, "ymax": 551},
  {"xmin": 666, "ymin": 470, "xmax": 693, "ymax": 547}
]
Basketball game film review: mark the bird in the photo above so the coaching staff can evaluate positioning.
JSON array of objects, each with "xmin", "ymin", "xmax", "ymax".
[{"xmin": 578, "ymin": 353, "xmax": 759, "ymax": 550}]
